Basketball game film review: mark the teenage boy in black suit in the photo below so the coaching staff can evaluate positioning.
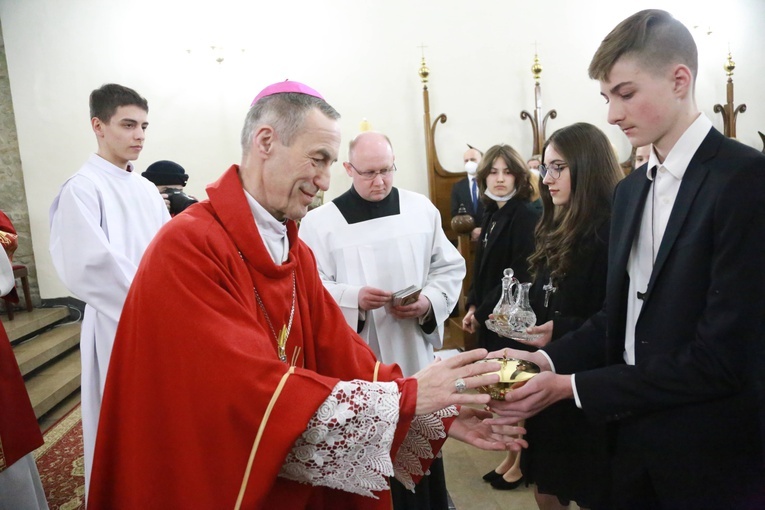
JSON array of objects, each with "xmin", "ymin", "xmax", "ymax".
[{"xmin": 489, "ymin": 9, "xmax": 765, "ymax": 509}]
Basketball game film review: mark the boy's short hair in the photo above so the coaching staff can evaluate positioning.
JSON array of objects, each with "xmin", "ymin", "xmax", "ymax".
[
  {"xmin": 89, "ymin": 84, "xmax": 149, "ymax": 122},
  {"xmin": 588, "ymin": 9, "xmax": 698, "ymax": 82}
]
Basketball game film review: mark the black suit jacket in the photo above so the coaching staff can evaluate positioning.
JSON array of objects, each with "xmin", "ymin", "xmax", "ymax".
[
  {"xmin": 544, "ymin": 128, "xmax": 765, "ymax": 506},
  {"xmin": 450, "ymin": 177, "xmax": 484, "ymax": 225}
]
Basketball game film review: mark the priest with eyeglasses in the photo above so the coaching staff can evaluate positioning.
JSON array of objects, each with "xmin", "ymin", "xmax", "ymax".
[{"xmin": 299, "ymin": 131, "xmax": 467, "ymax": 510}]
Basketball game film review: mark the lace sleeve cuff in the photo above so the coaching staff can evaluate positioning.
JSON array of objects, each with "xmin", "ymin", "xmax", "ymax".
[
  {"xmin": 278, "ymin": 379, "xmax": 458, "ymax": 498},
  {"xmin": 278, "ymin": 380, "xmax": 400, "ymax": 499},
  {"xmin": 392, "ymin": 406, "xmax": 458, "ymax": 490}
]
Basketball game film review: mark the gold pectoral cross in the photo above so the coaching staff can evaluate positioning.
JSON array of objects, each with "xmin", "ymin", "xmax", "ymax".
[
  {"xmin": 277, "ymin": 325, "xmax": 288, "ymax": 362},
  {"xmin": 543, "ymin": 277, "xmax": 557, "ymax": 308}
]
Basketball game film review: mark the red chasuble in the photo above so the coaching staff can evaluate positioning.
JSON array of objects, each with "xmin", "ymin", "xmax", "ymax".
[
  {"xmin": 0, "ymin": 210, "xmax": 19, "ymax": 304},
  {"xmin": 0, "ymin": 321, "xmax": 43, "ymax": 472},
  {"xmin": 89, "ymin": 166, "xmax": 451, "ymax": 509},
  {"xmin": 0, "ymin": 211, "xmax": 39, "ymax": 471}
]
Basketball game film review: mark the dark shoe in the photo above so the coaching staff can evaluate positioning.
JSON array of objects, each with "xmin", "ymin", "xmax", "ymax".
[
  {"xmin": 482, "ymin": 469, "xmax": 503, "ymax": 483},
  {"xmin": 491, "ymin": 475, "xmax": 524, "ymax": 491}
]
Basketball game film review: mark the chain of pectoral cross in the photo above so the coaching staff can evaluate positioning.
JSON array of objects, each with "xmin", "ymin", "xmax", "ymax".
[{"xmin": 483, "ymin": 221, "xmax": 497, "ymax": 248}]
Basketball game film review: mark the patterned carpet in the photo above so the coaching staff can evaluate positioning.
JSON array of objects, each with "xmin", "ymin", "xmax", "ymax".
[
  {"xmin": 26, "ymin": 404, "xmax": 458, "ymax": 509},
  {"xmin": 33, "ymin": 405, "xmax": 85, "ymax": 510}
]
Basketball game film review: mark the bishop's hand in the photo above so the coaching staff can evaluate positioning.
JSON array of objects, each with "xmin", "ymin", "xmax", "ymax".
[
  {"xmin": 412, "ymin": 349, "xmax": 499, "ymax": 415},
  {"xmin": 448, "ymin": 407, "xmax": 527, "ymax": 452}
]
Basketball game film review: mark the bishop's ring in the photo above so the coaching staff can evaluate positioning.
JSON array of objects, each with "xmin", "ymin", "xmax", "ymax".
[{"xmin": 454, "ymin": 378, "xmax": 467, "ymax": 394}]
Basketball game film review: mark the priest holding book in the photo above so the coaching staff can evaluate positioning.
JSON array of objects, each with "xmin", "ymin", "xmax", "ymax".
[{"xmin": 299, "ymin": 131, "xmax": 466, "ymax": 510}]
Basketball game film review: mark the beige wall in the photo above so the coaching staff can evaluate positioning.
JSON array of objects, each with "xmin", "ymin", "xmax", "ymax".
[
  {"xmin": 0, "ymin": 22, "xmax": 38, "ymax": 304},
  {"xmin": 1, "ymin": 0, "xmax": 763, "ymax": 299}
]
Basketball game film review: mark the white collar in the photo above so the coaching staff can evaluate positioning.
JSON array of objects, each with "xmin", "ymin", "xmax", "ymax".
[
  {"xmin": 89, "ymin": 153, "xmax": 135, "ymax": 178},
  {"xmin": 244, "ymin": 190, "xmax": 289, "ymax": 264},
  {"xmin": 647, "ymin": 114, "xmax": 712, "ymax": 182}
]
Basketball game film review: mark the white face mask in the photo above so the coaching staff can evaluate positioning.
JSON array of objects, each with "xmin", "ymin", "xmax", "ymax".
[
  {"xmin": 484, "ymin": 189, "xmax": 516, "ymax": 202},
  {"xmin": 465, "ymin": 161, "xmax": 478, "ymax": 175}
]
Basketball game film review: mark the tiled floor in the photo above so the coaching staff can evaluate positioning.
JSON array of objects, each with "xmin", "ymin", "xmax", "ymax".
[{"xmin": 443, "ymin": 438, "xmax": 537, "ymax": 510}]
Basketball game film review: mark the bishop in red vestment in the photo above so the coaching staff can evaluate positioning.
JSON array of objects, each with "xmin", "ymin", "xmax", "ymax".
[{"xmin": 89, "ymin": 82, "xmax": 521, "ymax": 509}]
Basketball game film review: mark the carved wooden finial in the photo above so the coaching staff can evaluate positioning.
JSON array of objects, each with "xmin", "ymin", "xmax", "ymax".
[{"xmin": 713, "ymin": 50, "xmax": 746, "ymax": 138}]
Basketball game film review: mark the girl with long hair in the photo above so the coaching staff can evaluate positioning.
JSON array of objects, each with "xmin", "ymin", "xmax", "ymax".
[{"xmin": 520, "ymin": 123, "xmax": 623, "ymax": 509}]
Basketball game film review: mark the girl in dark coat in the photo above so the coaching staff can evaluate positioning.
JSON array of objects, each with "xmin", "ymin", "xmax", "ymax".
[
  {"xmin": 462, "ymin": 144, "xmax": 540, "ymax": 490},
  {"xmin": 521, "ymin": 123, "xmax": 623, "ymax": 509}
]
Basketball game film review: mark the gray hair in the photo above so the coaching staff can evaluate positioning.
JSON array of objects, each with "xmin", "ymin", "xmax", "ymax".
[{"xmin": 240, "ymin": 93, "xmax": 340, "ymax": 155}]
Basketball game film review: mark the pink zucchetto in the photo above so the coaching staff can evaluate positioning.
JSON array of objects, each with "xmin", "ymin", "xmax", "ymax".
[{"xmin": 251, "ymin": 80, "xmax": 325, "ymax": 106}]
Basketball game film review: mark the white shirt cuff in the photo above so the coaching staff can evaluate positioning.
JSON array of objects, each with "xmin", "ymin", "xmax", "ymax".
[
  {"xmin": 571, "ymin": 374, "xmax": 582, "ymax": 409},
  {"xmin": 539, "ymin": 350, "xmax": 555, "ymax": 373}
]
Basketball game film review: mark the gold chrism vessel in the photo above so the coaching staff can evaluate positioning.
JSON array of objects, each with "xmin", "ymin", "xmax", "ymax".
[{"xmin": 473, "ymin": 357, "xmax": 540, "ymax": 400}]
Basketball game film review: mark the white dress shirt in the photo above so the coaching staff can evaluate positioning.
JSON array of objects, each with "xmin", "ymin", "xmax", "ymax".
[
  {"xmin": 623, "ymin": 114, "xmax": 712, "ymax": 364},
  {"xmin": 566, "ymin": 114, "xmax": 713, "ymax": 407}
]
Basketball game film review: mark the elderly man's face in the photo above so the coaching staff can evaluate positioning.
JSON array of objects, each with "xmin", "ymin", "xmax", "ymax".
[
  {"xmin": 261, "ymin": 109, "xmax": 341, "ymax": 221},
  {"xmin": 344, "ymin": 134, "xmax": 395, "ymax": 202}
]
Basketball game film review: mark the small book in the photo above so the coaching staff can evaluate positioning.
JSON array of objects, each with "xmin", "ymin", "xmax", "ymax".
[{"xmin": 392, "ymin": 285, "xmax": 422, "ymax": 307}]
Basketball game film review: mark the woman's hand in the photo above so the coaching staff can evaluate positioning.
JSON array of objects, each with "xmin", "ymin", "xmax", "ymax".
[
  {"xmin": 412, "ymin": 349, "xmax": 500, "ymax": 415},
  {"xmin": 461, "ymin": 306, "xmax": 479, "ymax": 333},
  {"xmin": 520, "ymin": 320, "xmax": 553, "ymax": 347},
  {"xmin": 448, "ymin": 407, "xmax": 528, "ymax": 452}
]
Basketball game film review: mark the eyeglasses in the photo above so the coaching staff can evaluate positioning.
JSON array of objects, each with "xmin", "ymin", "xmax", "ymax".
[
  {"xmin": 348, "ymin": 162, "xmax": 397, "ymax": 180},
  {"xmin": 538, "ymin": 162, "xmax": 568, "ymax": 180}
]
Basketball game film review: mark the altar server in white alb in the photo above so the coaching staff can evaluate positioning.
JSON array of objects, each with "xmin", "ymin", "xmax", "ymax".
[
  {"xmin": 299, "ymin": 131, "xmax": 465, "ymax": 510},
  {"xmin": 49, "ymin": 83, "xmax": 170, "ymax": 495}
]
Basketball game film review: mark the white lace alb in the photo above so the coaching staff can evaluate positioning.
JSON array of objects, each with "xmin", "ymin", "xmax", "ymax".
[{"xmin": 279, "ymin": 380, "xmax": 458, "ymax": 498}]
